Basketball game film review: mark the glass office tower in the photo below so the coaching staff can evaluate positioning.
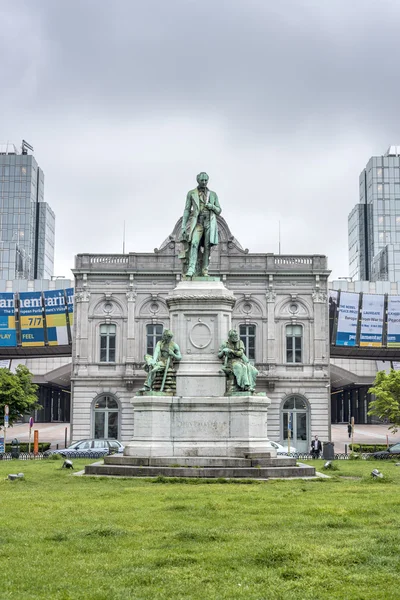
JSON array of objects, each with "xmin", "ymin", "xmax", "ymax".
[
  {"xmin": 348, "ymin": 146, "xmax": 400, "ymax": 281},
  {"xmin": 0, "ymin": 142, "xmax": 55, "ymax": 280}
]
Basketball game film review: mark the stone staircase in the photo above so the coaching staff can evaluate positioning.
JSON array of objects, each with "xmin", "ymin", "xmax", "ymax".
[{"xmin": 85, "ymin": 453, "xmax": 316, "ymax": 479}]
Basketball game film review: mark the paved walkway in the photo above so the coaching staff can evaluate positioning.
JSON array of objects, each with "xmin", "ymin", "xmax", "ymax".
[{"xmin": 5, "ymin": 422, "xmax": 400, "ymax": 453}]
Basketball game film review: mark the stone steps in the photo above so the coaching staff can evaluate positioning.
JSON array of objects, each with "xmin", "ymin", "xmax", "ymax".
[
  {"xmin": 103, "ymin": 455, "xmax": 297, "ymax": 468},
  {"xmin": 85, "ymin": 455, "xmax": 316, "ymax": 479}
]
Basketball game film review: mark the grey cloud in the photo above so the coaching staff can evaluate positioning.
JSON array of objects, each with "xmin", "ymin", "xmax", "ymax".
[{"xmin": 1, "ymin": 0, "xmax": 400, "ymax": 281}]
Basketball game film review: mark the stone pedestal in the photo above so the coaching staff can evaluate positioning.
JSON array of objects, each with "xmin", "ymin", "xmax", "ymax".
[
  {"xmin": 167, "ymin": 279, "xmax": 236, "ymax": 397},
  {"xmin": 124, "ymin": 394, "xmax": 276, "ymax": 457},
  {"xmin": 124, "ymin": 278, "xmax": 276, "ymax": 459}
]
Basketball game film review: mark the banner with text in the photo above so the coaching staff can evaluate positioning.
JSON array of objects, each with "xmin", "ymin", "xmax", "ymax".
[
  {"xmin": 44, "ymin": 290, "xmax": 68, "ymax": 346},
  {"xmin": 335, "ymin": 291, "xmax": 359, "ymax": 346},
  {"xmin": 360, "ymin": 294, "xmax": 385, "ymax": 347},
  {"xmin": 0, "ymin": 293, "xmax": 16, "ymax": 347},
  {"xmin": 66, "ymin": 287, "xmax": 74, "ymax": 333},
  {"xmin": 387, "ymin": 296, "xmax": 400, "ymax": 347},
  {"xmin": 19, "ymin": 291, "xmax": 45, "ymax": 347}
]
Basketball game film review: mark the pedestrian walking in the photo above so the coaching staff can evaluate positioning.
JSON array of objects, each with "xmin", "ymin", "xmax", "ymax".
[
  {"xmin": 347, "ymin": 423, "xmax": 352, "ymax": 439},
  {"xmin": 310, "ymin": 435, "xmax": 322, "ymax": 459}
]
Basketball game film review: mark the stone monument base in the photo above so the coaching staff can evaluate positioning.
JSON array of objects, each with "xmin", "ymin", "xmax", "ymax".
[{"xmin": 123, "ymin": 394, "xmax": 277, "ymax": 458}]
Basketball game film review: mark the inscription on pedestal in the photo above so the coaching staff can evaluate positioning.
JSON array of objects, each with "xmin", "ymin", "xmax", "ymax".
[{"xmin": 173, "ymin": 417, "xmax": 228, "ymax": 438}]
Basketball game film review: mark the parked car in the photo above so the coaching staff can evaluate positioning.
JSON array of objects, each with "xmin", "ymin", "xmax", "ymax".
[
  {"xmin": 44, "ymin": 439, "xmax": 124, "ymax": 457},
  {"xmin": 270, "ymin": 441, "xmax": 298, "ymax": 455},
  {"xmin": 372, "ymin": 442, "xmax": 400, "ymax": 459}
]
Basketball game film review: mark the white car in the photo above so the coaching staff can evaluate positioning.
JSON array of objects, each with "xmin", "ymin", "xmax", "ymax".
[{"xmin": 270, "ymin": 441, "xmax": 298, "ymax": 455}]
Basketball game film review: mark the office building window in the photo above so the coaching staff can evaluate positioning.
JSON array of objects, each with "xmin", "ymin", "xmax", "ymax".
[
  {"xmin": 239, "ymin": 324, "xmax": 256, "ymax": 361},
  {"xmin": 146, "ymin": 324, "xmax": 163, "ymax": 355},
  {"xmin": 286, "ymin": 325, "xmax": 302, "ymax": 363},
  {"xmin": 100, "ymin": 324, "xmax": 116, "ymax": 362}
]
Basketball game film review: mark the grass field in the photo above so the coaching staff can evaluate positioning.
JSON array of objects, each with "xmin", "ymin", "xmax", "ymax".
[{"xmin": 1, "ymin": 458, "xmax": 400, "ymax": 600}]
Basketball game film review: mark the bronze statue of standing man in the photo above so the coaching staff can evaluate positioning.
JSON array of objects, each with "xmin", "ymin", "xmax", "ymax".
[{"xmin": 179, "ymin": 172, "xmax": 221, "ymax": 277}]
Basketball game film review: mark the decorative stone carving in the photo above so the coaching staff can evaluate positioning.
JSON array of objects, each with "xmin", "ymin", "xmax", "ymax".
[{"xmin": 75, "ymin": 291, "xmax": 90, "ymax": 302}]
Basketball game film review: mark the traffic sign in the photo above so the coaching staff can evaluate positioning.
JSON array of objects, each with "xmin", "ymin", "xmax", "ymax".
[
  {"xmin": 4, "ymin": 405, "xmax": 9, "ymax": 415},
  {"xmin": 4, "ymin": 414, "xmax": 9, "ymax": 428},
  {"xmin": 29, "ymin": 417, "xmax": 34, "ymax": 428}
]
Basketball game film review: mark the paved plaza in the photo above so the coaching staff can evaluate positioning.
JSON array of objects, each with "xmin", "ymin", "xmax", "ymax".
[{"xmin": 5, "ymin": 422, "xmax": 400, "ymax": 454}]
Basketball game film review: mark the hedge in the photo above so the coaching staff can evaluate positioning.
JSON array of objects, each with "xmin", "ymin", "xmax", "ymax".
[
  {"xmin": 349, "ymin": 443, "xmax": 388, "ymax": 453},
  {"xmin": 3, "ymin": 442, "xmax": 51, "ymax": 453}
]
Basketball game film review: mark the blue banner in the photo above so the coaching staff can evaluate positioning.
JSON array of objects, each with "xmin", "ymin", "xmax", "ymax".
[
  {"xmin": 335, "ymin": 292, "xmax": 359, "ymax": 347},
  {"xmin": 360, "ymin": 294, "xmax": 384, "ymax": 347},
  {"xmin": 66, "ymin": 288, "xmax": 74, "ymax": 324},
  {"xmin": 387, "ymin": 296, "xmax": 400, "ymax": 347},
  {"xmin": 19, "ymin": 292, "xmax": 44, "ymax": 347},
  {"xmin": 44, "ymin": 290, "xmax": 68, "ymax": 346},
  {"xmin": 0, "ymin": 293, "xmax": 16, "ymax": 347}
]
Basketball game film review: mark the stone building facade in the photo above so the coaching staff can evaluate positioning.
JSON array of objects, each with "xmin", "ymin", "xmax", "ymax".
[{"xmin": 71, "ymin": 217, "xmax": 330, "ymax": 452}]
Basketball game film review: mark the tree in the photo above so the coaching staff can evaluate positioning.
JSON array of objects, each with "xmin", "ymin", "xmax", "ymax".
[
  {"xmin": 368, "ymin": 369, "xmax": 400, "ymax": 433},
  {"xmin": 0, "ymin": 365, "xmax": 39, "ymax": 428}
]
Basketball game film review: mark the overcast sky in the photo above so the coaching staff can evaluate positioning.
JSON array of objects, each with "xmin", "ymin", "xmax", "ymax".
[{"xmin": 1, "ymin": 0, "xmax": 400, "ymax": 281}]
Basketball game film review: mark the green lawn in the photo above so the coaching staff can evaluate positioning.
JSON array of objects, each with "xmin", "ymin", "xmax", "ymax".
[{"xmin": 1, "ymin": 458, "xmax": 400, "ymax": 600}]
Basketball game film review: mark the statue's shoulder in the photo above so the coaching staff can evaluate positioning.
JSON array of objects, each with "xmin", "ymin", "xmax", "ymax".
[{"xmin": 187, "ymin": 187, "xmax": 198, "ymax": 197}]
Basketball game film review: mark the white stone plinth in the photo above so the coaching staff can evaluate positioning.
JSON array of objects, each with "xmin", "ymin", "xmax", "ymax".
[
  {"xmin": 124, "ymin": 394, "xmax": 276, "ymax": 457},
  {"xmin": 166, "ymin": 279, "xmax": 236, "ymax": 398}
]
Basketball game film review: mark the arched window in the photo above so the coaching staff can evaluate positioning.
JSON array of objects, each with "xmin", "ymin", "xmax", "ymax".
[
  {"xmin": 100, "ymin": 324, "xmax": 116, "ymax": 362},
  {"xmin": 94, "ymin": 395, "xmax": 119, "ymax": 439},
  {"xmin": 146, "ymin": 324, "xmax": 163, "ymax": 355},
  {"xmin": 239, "ymin": 324, "xmax": 256, "ymax": 361},
  {"xmin": 286, "ymin": 324, "xmax": 302, "ymax": 363}
]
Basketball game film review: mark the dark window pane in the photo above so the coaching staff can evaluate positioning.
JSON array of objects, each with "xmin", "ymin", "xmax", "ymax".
[
  {"xmin": 100, "ymin": 348, "xmax": 107, "ymax": 362},
  {"xmin": 108, "ymin": 412, "xmax": 118, "ymax": 439},
  {"xmin": 283, "ymin": 397, "xmax": 295, "ymax": 410},
  {"xmin": 107, "ymin": 397, "xmax": 118, "ymax": 409},
  {"xmin": 95, "ymin": 398, "xmax": 107, "ymax": 409},
  {"xmin": 109, "ymin": 348, "xmax": 116, "ymax": 362},
  {"xmin": 94, "ymin": 412, "xmax": 105, "ymax": 439},
  {"xmin": 295, "ymin": 397, "xmax": 306, "ymax": 410}
]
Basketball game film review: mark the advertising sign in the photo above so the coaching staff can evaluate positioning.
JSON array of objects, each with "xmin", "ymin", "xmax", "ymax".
[
  {"xmin": 66, "ymin": 287, "xmax": 74, "ymax": 327},
  {"xmin": 387, "ymin": 296, "xmax": 400, "ymax": 347},
  {"xmin": 44, "ymin": 289, "xmax": 68, "ymax": 346},
  {"xmin": 335, "ymin": 292, "xmax": 359, "ymax": 346},
  {"xmin": 0, "ymin": 292, "xmax": 16, "ymax": 347},
  {"xmin": 19, "ymin": 291, "xmax": 45, "ymax": 347},
  {"xmin": 360, "ymin": 294, "xmax": 385, "ymax": 347}
]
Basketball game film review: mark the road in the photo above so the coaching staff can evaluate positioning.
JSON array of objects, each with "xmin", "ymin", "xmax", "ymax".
[{"xmin": 5, "ymin": 422, "xmax": 400, "ymax": 453}]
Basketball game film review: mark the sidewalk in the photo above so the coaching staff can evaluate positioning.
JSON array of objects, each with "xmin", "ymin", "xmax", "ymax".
[
  {"xmin": 331, "ymin": 423, "xmax": 400, "ymax": 453},
  {"xmin": 5, "ymin": 422, "xmax": 400, "ymax": 453}
]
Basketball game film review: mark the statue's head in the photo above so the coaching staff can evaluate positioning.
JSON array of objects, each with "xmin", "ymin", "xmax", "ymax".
[
  {"xmin": 196, "ymin": 172, "xmax": 209, "ymax": 189},
  {"xmin": 162, "ymin": 329, "xmax": 173, "ymax": 341},
  {"xmin": 228, "ymin": 329, "xmax": 239, "ymax": 342}
]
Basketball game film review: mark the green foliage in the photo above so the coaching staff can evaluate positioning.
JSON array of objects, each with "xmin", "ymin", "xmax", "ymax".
[
  {"xmin": 368, "ymin": 369, "xmax": 400, "ymax": 433},
  {"xmin": 349, "ymin": 452, "xmax": 361, "ymax": 460},
  {"xmin": 4, "ymin": 442, "xmax": 51, "ymax": 453},
  {"xmin": 350, "ymin": 444, "xmax": 388, "ymax": 452},
  {"xmin": 0, "ymin": 365, "xmax": 39, "ymax": 428}
]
